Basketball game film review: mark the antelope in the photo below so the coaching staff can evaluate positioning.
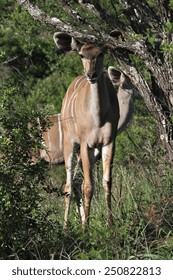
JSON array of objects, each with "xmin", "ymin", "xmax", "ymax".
[
  {"xmin": 38, "ymin": 67, "xmax": 140, "ymax": 165},
  {"xmin": 53, "ymin": 32, "xmax": 120, "ymax": 227}
]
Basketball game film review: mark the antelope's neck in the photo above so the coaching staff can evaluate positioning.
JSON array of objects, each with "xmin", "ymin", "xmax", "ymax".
[{"xmin": 90, "ymin": 74, "xmax": 110, "ymax": 127}]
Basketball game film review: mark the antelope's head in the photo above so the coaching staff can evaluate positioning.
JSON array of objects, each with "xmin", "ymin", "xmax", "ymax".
[
  {"xmin": 53, "ymin": 32, "xmax": 104, "ymax": 83},
  {"xmin": 78, "ymin": 44, "xmax": 104, "ymax": 83}
]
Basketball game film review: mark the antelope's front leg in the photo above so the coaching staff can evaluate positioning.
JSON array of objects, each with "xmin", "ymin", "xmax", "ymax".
[
  {"xmin": 102, "ymin": 143, "xmax": 115, "ymax": 226},
  {"xmin": 80, "ymin": 144, "xmax": 94, "ymax": 225}
]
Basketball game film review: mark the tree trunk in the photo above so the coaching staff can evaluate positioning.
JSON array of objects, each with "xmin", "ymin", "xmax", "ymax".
[{"xmin": 117, "ymin": 59, "xmax": 173, "ymax": 162}]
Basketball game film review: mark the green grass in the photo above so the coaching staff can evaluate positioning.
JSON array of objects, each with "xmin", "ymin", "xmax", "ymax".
[
  {"xmin": 1, "ymin": 151, "xmax": 172, "ymax": 260},
  {"xmin": 38, "ymin": 158, "xmax": 173, "ymax": 260}
]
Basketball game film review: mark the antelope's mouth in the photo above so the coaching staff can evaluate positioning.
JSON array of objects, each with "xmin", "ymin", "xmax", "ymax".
[
  {"xmin": 86, "ymin": 71, "xmax": 98, "ymax": 83},
  {"xmin": 87, "ymin": 77, "xmax": 98, "ymax": 84}
]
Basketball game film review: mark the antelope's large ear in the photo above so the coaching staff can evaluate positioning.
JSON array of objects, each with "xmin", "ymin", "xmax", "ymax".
[
  {"xmin": 53, "ymin": 32, "xmax": 81, "ymax": 53},
  {"xmin": 108, "ymin": 66, "xmax": 122, "ymax": 89}
]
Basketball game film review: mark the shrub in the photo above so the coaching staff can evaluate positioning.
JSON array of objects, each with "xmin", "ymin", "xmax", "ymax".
[{"xmin": 0, "ymin": 85, "xmax": 57, "ymax": 259}]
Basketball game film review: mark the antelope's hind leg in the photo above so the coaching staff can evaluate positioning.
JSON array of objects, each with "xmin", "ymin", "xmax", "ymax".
[
  {"xmin": 75, "ymin": 182, "xmax": 85, "ymax": 224},
  {"xmin": 73, "ymin": 155, "xmax": 86, "ymax": 224},
  {"xmin": 102, "ymin": 143, "xmax": 115, "ymax": 226},
  {"xmin": 63, "ymin": 135, "xmax": 75, "ymax": 229}
]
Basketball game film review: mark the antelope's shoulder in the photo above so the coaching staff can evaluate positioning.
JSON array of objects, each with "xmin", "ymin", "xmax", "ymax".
[{"xmin": 68, "ymin": 75, "xmax": 87, "ymax": 92}]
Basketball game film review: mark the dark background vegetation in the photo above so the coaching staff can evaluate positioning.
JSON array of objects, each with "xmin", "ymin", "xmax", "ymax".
[{"xmin": 0, "ymin": 0, "xmax": 173, "ymax": 259}]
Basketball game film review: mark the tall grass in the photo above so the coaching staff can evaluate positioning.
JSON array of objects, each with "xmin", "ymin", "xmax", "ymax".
[{"xmin": 40, "ymin": 155, "xmax": 173, "ymax": 260}]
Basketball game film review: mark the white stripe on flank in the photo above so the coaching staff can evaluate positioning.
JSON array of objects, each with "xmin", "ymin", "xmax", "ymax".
[
  {"xmin": 58, "ymin": 114, "xmax": 63, "ymax": 151},
  {"xmin": 48, "ymin": 129, "xmax": 51, "ymax": 151}
]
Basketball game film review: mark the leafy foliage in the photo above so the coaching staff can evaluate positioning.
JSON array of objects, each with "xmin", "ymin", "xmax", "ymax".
[{"xmin": 0, "ymin": 85, "xmax": 56, "ymax": 259}]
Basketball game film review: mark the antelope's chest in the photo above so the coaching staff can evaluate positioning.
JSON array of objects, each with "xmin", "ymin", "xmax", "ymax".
[{"xmin": 78, "ymin": 121, "xmax": 115, "ymax": 148}]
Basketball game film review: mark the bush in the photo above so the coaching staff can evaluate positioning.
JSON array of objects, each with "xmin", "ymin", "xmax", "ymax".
[{"xmin": 0, "ymin": 85, "xmax": 58, "ymax": 259}]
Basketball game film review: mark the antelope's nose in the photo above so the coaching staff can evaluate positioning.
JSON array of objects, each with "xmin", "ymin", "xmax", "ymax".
[{"xmin": 87, "ymin": 71, "xmax": 97, "ymax": 82}]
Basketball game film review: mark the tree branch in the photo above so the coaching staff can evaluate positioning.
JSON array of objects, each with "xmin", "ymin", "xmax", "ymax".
[
  {"xmin": 16, "ymin": 0, "xmax": 88, "ymax": 39},
  {"xmin": 15, "ymin": 0, "xmax": 120, "ymax": 44}
]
